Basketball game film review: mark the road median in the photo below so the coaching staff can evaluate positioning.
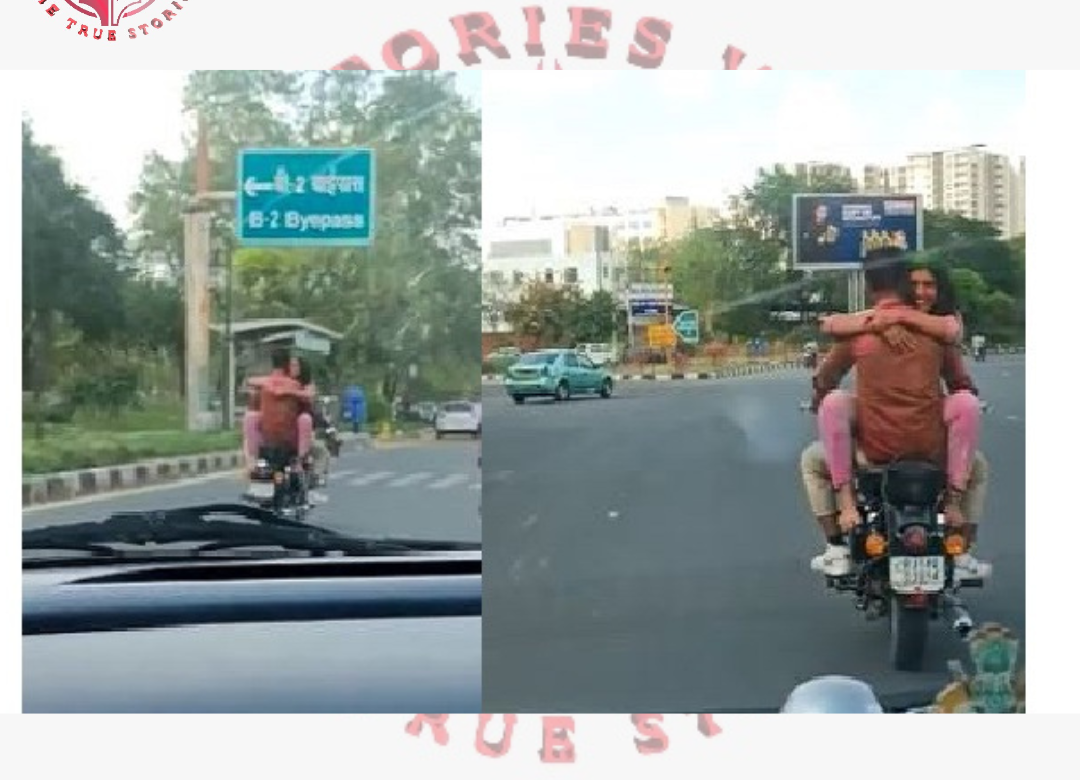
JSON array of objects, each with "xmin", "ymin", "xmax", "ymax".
[
  {"xmin": 20, "ymin": 431, "xmax": 438, "ymax": 508},
  {"xmin": 483, "ymin": 359, "xmax": 805, "ymax": 385}
]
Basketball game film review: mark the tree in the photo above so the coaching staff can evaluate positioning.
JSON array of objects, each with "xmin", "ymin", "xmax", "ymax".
[
  {"xmin": 22, "ymin": 121, "xmax": 128, "ymax": 433},
  {"xmin": 571, "ymin": 290, "xmax": 618, "ymax": 343},
  {"xmin": 504, "ymin": 281, "xmax": 618, "ymax": 347},
  {"xmin": 922, "ymin": 210, "xmax": 999, "ymax": 249},
  {"xmin": 505, "ymin": 281, "xmax": 582, "ymax": 346},
  {"xmin": 482, "ymin": 271, "xmax": 513, "ymax": 333},
  {"xmin": 740, "ymin": 164, "xmax": 858, "ymax": 242},
  {"xmin": 124, "ymin": 71, "xmax": 482, "ymax": 408}
]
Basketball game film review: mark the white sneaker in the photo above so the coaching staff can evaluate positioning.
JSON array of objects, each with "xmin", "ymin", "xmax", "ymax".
[
  {"xmin": 953, "ymin": 553, "xmax": 992, "ymax": 580},
  {"xmin": 811, "ymin": 544, "xmax": 853, "ymax": 576}
]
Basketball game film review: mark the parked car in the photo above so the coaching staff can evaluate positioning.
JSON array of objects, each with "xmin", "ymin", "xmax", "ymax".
[{"xmin": 435, "ymin": 400, "xmax": 481, "ymax": 438}]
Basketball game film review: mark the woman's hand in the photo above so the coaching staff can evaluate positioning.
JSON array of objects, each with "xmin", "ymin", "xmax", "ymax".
[
  {"xmin": 867, "ymin": 307, "xmax": 908, "ymax": 331},
  {"xmin": 880, "ymin": 324, "xmax": 917, "ymax": 353}
]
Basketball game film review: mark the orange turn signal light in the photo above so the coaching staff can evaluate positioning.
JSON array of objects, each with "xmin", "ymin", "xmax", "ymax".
[
  {"xmin": 864, "ymin": 532, "xmax": 887, "ymax": 557},
  {"xmin": 945, "ymin": 534, "xmax": 966, "ymax": 556}
]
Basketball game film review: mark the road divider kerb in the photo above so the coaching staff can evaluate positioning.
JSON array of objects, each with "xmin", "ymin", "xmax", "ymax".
[
  {"xmin": 481, "ymin": 347, "xmax": 1023, "ymax": 386},
  {"xmin": 22, "ymin": 429, "xmax": 436, "ymax": 508},
  {"xmin": 482, "ymin": 359, "xmax": 804, "ymax": 385}
]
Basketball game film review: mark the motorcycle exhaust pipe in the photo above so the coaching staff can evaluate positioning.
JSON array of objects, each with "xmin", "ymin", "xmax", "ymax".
[
  {"xmin": 953, "ymin": 611, "xmax": 974, "ymax": 639},
  {"xmin": 941, "ymin": 592, "xmax": 973, "ymax": 639}
]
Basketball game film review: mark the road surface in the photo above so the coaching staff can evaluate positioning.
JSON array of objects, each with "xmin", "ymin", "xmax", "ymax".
[
  {"xmin": 481, "ymin": 358, "xmax": 1025, "ymax": 712},
  {"xmin": 24, "ymin": 439, "xmax": 481, "ymax": 544}
]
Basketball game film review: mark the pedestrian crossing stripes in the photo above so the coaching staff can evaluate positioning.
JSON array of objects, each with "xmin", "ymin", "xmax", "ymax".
[{"xmin": 341, "ymin": 470, "xmax": 480, "ymax": 491}]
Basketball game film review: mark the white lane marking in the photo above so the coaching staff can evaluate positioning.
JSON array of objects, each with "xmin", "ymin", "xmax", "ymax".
[
  {"xmin": 428, "ymin": 473, "xmax": 469, "ymax": 489},
  {"xmin": 329, "ymin": 469, "xmax": 356, "ymax": 480},
  {"xmin": 22, "ymin": 471, "xmax": 235, "ymax": 514},
  {"xmin": 349, "ymin": 471, "xmax": 394, "ymax": 486},
  {"xmin": 388, "ymin": 472, "xmax": 432, "ymax": 488},
  {"xmin": 469, "ymin": 483, "xmax": 481, "ymax": 491}
]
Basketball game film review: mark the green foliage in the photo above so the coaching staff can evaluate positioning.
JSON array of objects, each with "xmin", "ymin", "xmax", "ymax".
[
  {"xmin": 24, "ymin": 72, "xmax": 481, "ymax": 458},
  {"xmin": 504, "ymin": 281, "xmax": 619, "ymax": 347}
]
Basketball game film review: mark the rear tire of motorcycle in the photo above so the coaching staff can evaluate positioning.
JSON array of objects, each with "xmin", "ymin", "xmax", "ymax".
[{"xmin": 889, "ymin": 595, "xmax": 930, "ymax": 672}]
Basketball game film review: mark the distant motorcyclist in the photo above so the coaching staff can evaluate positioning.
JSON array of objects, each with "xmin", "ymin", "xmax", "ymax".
[
  {"xmin": 971, "ymin": 332, "xmax": 987, "ymax": 361},
  {"xmin": 245, "ymin": 348, "xmax": 312, "ymax": 468}
]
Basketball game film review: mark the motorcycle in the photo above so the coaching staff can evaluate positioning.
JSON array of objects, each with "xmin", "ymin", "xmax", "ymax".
[
  {"xmin": 243, "ymin": 445, "xmax": 312, "ymax": 521},
  {"xmin": 973, "ymin": 344, "xmax": 987, "ymax": 362},
  {"xmin": 827, "ymin": 459, "xmax": 981, "ymax": 671},
  {"xmin": 318, "ymin": 420, "xmax": 342, "ymax": 458},
  {"xmin": 799, "ymin": 400, "xmax": 989, "ymax": 671}
]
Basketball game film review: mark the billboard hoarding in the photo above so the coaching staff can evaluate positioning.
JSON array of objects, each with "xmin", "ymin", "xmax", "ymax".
[{"xmin": 791, "ymin": 193, "xmax": 922, "ymax": 271}]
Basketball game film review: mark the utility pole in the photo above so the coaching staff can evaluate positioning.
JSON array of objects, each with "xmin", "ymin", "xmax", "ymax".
[
  {"xmin": 184, "ymin": 111, "xmax": 238, "ymax": 431},
  {"xmin": 183, "ymin": 115, "xmax": 212, "ymax": 431}
]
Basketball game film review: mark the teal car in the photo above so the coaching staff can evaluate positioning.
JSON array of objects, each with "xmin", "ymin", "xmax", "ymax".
[{"xmin": 504, "ymin": 349, "xmax": 614, "ymax": 405}]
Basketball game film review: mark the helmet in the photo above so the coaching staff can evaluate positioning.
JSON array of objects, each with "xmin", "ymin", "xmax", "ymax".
[{"xmin": 780, "ymin": 675, "xmax": 884, "ymax": 713}]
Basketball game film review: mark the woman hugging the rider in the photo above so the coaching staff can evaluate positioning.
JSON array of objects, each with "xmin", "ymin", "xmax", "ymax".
[{"xmin": 815, "ymin": 255, "xmax": 990, "ymax": 579}]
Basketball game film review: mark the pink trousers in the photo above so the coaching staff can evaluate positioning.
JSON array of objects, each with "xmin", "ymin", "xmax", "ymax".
[
  {"xmin": 243, "ymin": 411, "xmax": 313, "ymax": 458},
  {"xmin": 817, "ymin": 389, "xmax": 980, "ymax": 491}
]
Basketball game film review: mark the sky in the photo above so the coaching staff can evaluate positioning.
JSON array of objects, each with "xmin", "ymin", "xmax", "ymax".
[
  {"xmin": 481, "ymin": 70, "xmax": 1026, "ymax": 225},
  {"xmin": 19, "ymin": 70, "xmax": 482, "ymax": 232}
]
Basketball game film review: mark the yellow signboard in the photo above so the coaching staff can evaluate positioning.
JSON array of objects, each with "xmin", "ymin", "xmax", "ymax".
[{"xmin": 647, "ymin": 324, "xmax": 677, "ymax": 348}]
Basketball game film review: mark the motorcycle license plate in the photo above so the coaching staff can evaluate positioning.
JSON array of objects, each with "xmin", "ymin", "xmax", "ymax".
[
  {"xmin": 889, "ymin": 556, "xmax": 946, "ymax": 593},
  {"xmin": 248, "ymin": 481, "xmax": 274, "ymax": 499}
]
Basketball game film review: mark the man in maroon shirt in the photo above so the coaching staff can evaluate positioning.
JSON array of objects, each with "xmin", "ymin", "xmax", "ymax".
[
  {"xmin": 802, "ymin": 249, "xmax": 949, "ymax": 576},
  {"xmin": 255, "ymin": 348, "xmax": 307, "ymax": 458}
]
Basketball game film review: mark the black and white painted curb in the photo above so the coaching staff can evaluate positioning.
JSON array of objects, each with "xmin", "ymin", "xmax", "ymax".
[
  {"xmin": 21, "ymin": 430, "xmax": 438, "ymax": 508},
  {"xmin": 483, "ymin": 359, "xmax": 802, "ymax": 385},
  {"xmin": 23, "ymin": 450, "xmax": 248, "ymax": 508},
  {"xmin": 482, "ymin": 346, "xmax": 1024, "ymax": 386}
]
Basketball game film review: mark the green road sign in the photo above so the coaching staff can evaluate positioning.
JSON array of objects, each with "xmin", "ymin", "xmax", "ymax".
[{"xmin": 673, "ymin": 310, "xmax": 700, "ymax": 345}]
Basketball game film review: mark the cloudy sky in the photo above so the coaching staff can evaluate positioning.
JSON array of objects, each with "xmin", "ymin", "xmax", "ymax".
[
  {"xmin": 20, "ymin": 70, "xmax": 482, "ymax": 231},
  {"xmin": 481, "ymin": 70, "xmax": 1026, "ymax": 224}
]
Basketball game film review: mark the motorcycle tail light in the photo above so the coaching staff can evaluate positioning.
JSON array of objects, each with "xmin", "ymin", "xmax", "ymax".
[
  {"xmin": 902, "ymin": 526, "xmax": 928, "ymax": 553},
  {"xmin": 864, "ymin": 532, "xmax": 887, "ymax": 557},
  {"xmin": 945, "ymin": 534, "xmax": 966, "ymax": 556}
]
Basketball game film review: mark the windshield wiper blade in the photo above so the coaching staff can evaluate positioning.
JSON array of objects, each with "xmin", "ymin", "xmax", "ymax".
[
  {"xmin": 22, "ymin": 503, "xmax": 416, "ymax": 558},
  {"xmin": 371, "ymin": 537, "xmax": 481, "ymax": 552}
]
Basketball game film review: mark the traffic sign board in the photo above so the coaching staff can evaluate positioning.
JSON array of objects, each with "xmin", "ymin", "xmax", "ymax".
[
  {"xmin": 647, "ymin": 324, "xmax": 677, "ymax": 348},
  {"xmin": 673, "ymin": 310, "xmax": 700, "ymax": 345},
  {"xmin": 237, "ymin": 148, "xmax": 375, "ymax": 247}
]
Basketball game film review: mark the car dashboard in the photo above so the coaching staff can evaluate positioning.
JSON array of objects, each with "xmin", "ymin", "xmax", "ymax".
[{"xmin": 23, "ymin": 553, "xmax": 482, "ymax": 713}]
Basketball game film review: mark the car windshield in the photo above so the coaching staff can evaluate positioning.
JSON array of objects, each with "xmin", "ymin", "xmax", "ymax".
[
  {"xmin": 518, "ymin": 352, "xmax": 560, "ymax": 365},
  {"xmin": 22, "ymin": 69, "xmax": 482, "ymax": 562}
]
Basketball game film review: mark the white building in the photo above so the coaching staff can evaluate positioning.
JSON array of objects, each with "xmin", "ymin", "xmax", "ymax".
[
  {"xmin": 870, "ymin": 145, "xmax": 1025, "ymax": 238},
  {"xmin": 482, "ymin": 214, "xmax": 624, "ymax": 334},
  {"xmin": 482, "ymin": 199, "xmax": 725, "ymax": 334}
]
